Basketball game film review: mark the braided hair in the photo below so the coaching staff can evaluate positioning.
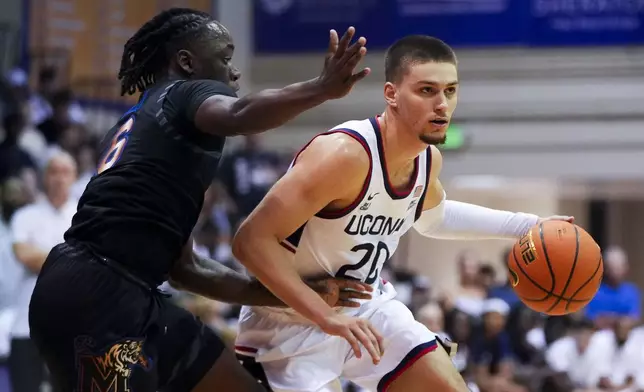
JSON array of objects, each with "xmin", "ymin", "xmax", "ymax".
[{"xmin": 118, "ymin": 8, "xmax": 217, "ymax": 96}]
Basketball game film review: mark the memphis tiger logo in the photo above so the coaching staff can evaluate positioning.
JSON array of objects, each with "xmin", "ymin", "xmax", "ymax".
[{"xmin": 74, "ymin": 336, "xmax": 152, "ymax": 392}]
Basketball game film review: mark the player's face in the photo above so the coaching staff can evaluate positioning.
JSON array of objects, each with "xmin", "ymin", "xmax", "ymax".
[
  {"xmin": 178, "ymin": 23, "xmax": 241, "ymax": 92},
  {"xmin": 385, "ymin": 61, "xmax": 458, "ymax": 145}
]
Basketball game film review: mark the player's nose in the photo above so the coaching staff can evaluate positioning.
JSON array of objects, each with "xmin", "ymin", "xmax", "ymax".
[
  {"xmin": 231, "ymin": 66, "xmax": 241, "ymax": 82},
  {"xmin": 435, "ymin": 100, "xmax": 448, "ymax": 114}
]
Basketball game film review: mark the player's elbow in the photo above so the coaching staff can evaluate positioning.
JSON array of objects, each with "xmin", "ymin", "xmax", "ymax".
[
  {"xmin": 231, "ymin": 222, "xmax": 260, "ymax": 267},
  {"xmin": 231, "ymin": 232, "xmax": 246, "ymax": 263}
]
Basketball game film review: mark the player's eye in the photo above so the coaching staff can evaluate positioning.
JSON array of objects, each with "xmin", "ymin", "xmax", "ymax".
[
  {"xmin": 420, "ymin": 87, "xmax": 433, "ymax": 94},
  {"xmin": 445, "ymin": 87, "xmax": 457, "ymax": 95},
  {"xmin": 223, "ymin": 57, "xmax": 232, "ymax": 64}
]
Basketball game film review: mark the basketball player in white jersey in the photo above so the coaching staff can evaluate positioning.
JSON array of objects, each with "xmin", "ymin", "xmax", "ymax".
[{"xmin": 231, "ymin": 35, "xmax": 572, "ymax": 392}]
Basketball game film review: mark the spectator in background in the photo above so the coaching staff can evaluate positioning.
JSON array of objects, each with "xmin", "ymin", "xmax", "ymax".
[
  {"xmin": 58, "ymin": 122, "xmax": 89, "ymax": 157},
  {"xmin": 36, "ymin": 88, "xmax": 76, "ymax": 146},
  {"xmin": 408, "ymin": 275, "xmax": 432, "ymax": 314},
  {"xmin": 506, "ymin": 305, "xmax": 543, "ymax": 365},
  {"xmin": 488, "ymin": 248, "xmax": 521, "ymax": 308},
  {"xmin": 543, "ymin": 318, "xmax": 598, "ymax": 392},
  {"xmin": 29, "ymin": 66, "xmax": 85, "ymax": 126},
  {"xmin": 444, "ymin": 308, "xmax": 474, "ymax": 380},
  {"xmin": 218, "ymin": 134, "xmax": 281, "ymax": 219},
  {"xmin": 417, "ymin": 302, "xmax": 446, "ymax": 337},
  {"xmin": 543, "ymin": 312, "xmax": 586, "ymax": 347},
  {"xmin": 7, "ymin": 151, "xmax": 77, "ymax": 392},
  {"xmin": 2, "ymin": 69, "xmax": 48, "ymax": 161},
  {"xmin": 193, "ymin": 182, "xmax": 238, "ymax": 269},
  {"xmin": 418, "ymin": 303, "xmax": 481, "ymax": 392},
  {"xmin": 585, "ymin": 246, "xmax": 640, "ymax": 329},
  {"xmin": 478, "ymin": 263, "xmax": 496, "ymax": 294},
  {"xmin": 0, "ymin": 178, "xmax": 30, "ymax": 392},
  {"xmin": 0, "ymin": 70, "xmax": 24, "ymax": 117},
  {"xmin": 590, "ymin": 316, "xmax": 644, "ymax": 391},
  {"xmin": 471, "ymin": 298, "xmax": 527, "ymax": 392},
  {"xmin": 0, "ymin": 112, "xmax": 37, "ymax": 183},
  {"xmin": 70, "ymin": 141, "xmax": 98, "ymax": 200},
  {"xmin": 448, "ymin": 250, "xmax": 487, "ymax": 317}
]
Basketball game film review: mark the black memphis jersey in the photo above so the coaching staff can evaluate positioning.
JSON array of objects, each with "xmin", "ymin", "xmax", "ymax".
[{"xmin": 65, "ymin": 79, "xmax": 236, "ymax": 285}]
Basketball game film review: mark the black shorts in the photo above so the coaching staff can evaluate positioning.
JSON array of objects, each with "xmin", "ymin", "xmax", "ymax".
[{"xmin": 28, "ymin": 242, "xmax": 226, "ymax": 392}]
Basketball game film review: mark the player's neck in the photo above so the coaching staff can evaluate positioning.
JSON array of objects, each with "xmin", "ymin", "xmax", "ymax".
[{"xmin": 378, "ymin": 110, "xmax": 428, "ymax": 169}]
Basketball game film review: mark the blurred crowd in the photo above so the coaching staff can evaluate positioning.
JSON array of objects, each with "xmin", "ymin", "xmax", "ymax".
[{"xmin": 1, "ymin": 65, "xmax": 644, "ymax": 392}]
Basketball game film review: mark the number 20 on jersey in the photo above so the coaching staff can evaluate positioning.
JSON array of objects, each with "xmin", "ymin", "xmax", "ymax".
[{"xmin": 97, "ymin": 117, "xmax": 135, "ymax": 174}]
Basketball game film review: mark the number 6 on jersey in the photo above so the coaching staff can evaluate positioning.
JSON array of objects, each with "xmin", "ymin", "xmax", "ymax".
[{"xmin": 98, "ymin": 116, "xmax": 135, "ymax": 174}]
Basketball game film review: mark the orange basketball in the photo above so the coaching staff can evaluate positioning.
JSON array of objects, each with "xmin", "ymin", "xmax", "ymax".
[{"xmin": 507, "ymin": 221, "xmax": 603, "ymax": 315}]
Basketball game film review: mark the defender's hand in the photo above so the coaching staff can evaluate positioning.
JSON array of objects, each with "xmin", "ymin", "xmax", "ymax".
[
  {"xmin": 306, "ymin": 278, "xmax": 373, "ymax": 307},
  {"xmin": 318, "ymin": 314, "xmax": 384, "ymax": 364},
  {"xmin": 316, "ymin": 27, "xmax": 370, "ymax": 99}
]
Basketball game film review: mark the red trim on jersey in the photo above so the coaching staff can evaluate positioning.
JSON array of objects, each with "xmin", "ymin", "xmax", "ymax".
[
  {"xmin": 377, "ymin": 340, "xmax": 438, "ymax": 391},
  {"xmin": 234, "ymin": 345, "xmax": 258, "ymax": 354},
  {"xmin": 289, "ymin": 128, "xmax": 373, "ymax": 220},
  {"xmin": 279, "ymin": 241, "xmax": 296, "ymax": 254},
  {"xmin": 371, "ymin": 116, "xmax": 420, "ymax": 200},
  {"xmin": 414, "ymin": 147, "xmax": 433, "ymax": 221}
]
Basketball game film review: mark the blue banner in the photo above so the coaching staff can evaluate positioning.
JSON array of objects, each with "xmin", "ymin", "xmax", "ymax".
[{"xmin": 253, "ymin": 0, "xmax": 644, "ymax": 53}]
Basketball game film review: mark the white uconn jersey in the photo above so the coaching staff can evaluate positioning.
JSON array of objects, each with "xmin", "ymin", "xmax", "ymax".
[
  {"xmin": 281, "ymin": 116, "xmax": 432, "ymax": 288},
  {"xmin": 236, "ymin": 117, "xmax": 438, "ymax": 387}
]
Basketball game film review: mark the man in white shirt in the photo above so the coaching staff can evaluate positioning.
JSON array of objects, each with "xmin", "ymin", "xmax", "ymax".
[
  {"xmin": 545, "ymin": 318, "xmax": 597, "ymax": 390},
  {"xmin": 8, "ymin": 151, "xmax": 77, "ymax": 392},
  {"xmin": 0, "ymin": 178, "xmax": 28, "ymax": 392},
  {"xmin": 591, "ymin": 317, "xmax": 644, "ymax": 392}
]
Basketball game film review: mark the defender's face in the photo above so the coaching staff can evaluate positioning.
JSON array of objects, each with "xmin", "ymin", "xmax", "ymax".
[
  {"xmin": 386, "ymin": 61, "xmax": 459, "ymax": 145},
  {"xmin": 187, "ymin": 23, "xmax": 241, "ymax": 92}
]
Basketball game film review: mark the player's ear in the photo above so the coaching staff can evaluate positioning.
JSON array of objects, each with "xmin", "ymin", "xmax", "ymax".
[
  {"xmin": 383, "ymin": 82, "xmax": 397, "ymax": 107},
  {"xmin": 176, "ymin": 50, "xmax": 195, "ymax": 76}
]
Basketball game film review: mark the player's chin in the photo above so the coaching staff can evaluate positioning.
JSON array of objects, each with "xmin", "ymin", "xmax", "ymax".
[{"xmin": 419, "ymin": 130, "xmax": 447, "ymax": 145}]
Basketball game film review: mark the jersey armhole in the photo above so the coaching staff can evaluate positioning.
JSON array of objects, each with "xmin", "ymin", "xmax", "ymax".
[
  {"xmin": 295, "ymin": 129, "xmax": 372, "ymax": 220},
  {"xmin": 414, "ymin": 146, "xmax": 433, "ymax": 221}
]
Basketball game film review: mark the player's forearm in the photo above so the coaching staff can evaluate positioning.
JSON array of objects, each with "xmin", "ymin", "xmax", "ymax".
[
  {"xmin": 170, "ymin": 251, "xmax": 287, "ymax": 306},
  {"xmin": 414, "ymin": 199, "xmax": 539, "ymax": 240},
  {"xmin": 232, "ymin": 235, "xmax": 335, "ymax": 323},
  {"xmin": 227, "ymin": 79, "xmax": 328, "ymax": 134}
]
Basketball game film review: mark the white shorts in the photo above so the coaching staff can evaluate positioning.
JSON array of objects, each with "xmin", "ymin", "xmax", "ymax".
[{"xmin": 235, "ymin": 282, "xmax": 438, "ymax": 391}]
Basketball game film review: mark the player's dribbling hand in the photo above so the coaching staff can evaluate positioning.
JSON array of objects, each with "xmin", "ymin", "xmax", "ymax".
[
  {"xmin": 317, "ymin": 26, "xmax": 370, "ymax": 99},
  {"xmin": 538, "ymin": 215, "xmax": 575, "ymax": 224},
  {"xmin": 306, "ymin": 278, "xmax": 373, "ymax": 308},
  {"xmin": 318, "ymin": 314, "xmax": 384, "ymax": 365}
]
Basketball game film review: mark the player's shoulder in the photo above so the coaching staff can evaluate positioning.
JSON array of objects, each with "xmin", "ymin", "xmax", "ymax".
[
  {"xmin": 169, "ymin": 78, "xmax": 237, "ymax": 98},
  {"xmin": 324, "ymin": 117, "xmax": 375, "ymax": 152},
  {"xmin": 294, "ymin": 127, "xmax": 369, "ymax": 178},
  {"xmin": 309, "ymin": 122, "xmax": 373, "ymax": 163},
  {"xmin": 151, "ymin": 79, "xmax": 236, "ymax": 113},
  {"xmin": 330, "ymin": 117, "xmax": 373, "ymax": 132},
  {"xmin": 301, "ymin": 133, "xmax": 369, "ymax": 169}
]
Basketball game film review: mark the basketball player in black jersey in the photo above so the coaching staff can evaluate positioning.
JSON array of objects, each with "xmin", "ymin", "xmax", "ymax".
[{"xmin": 27, "ymin": 8, "xmax": 378, "ymax": 392}]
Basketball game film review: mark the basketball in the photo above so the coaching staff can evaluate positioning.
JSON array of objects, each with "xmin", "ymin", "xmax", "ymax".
[{"xmin": 507, "ymin": 221, "xmax": 603, "ymax": 315}]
